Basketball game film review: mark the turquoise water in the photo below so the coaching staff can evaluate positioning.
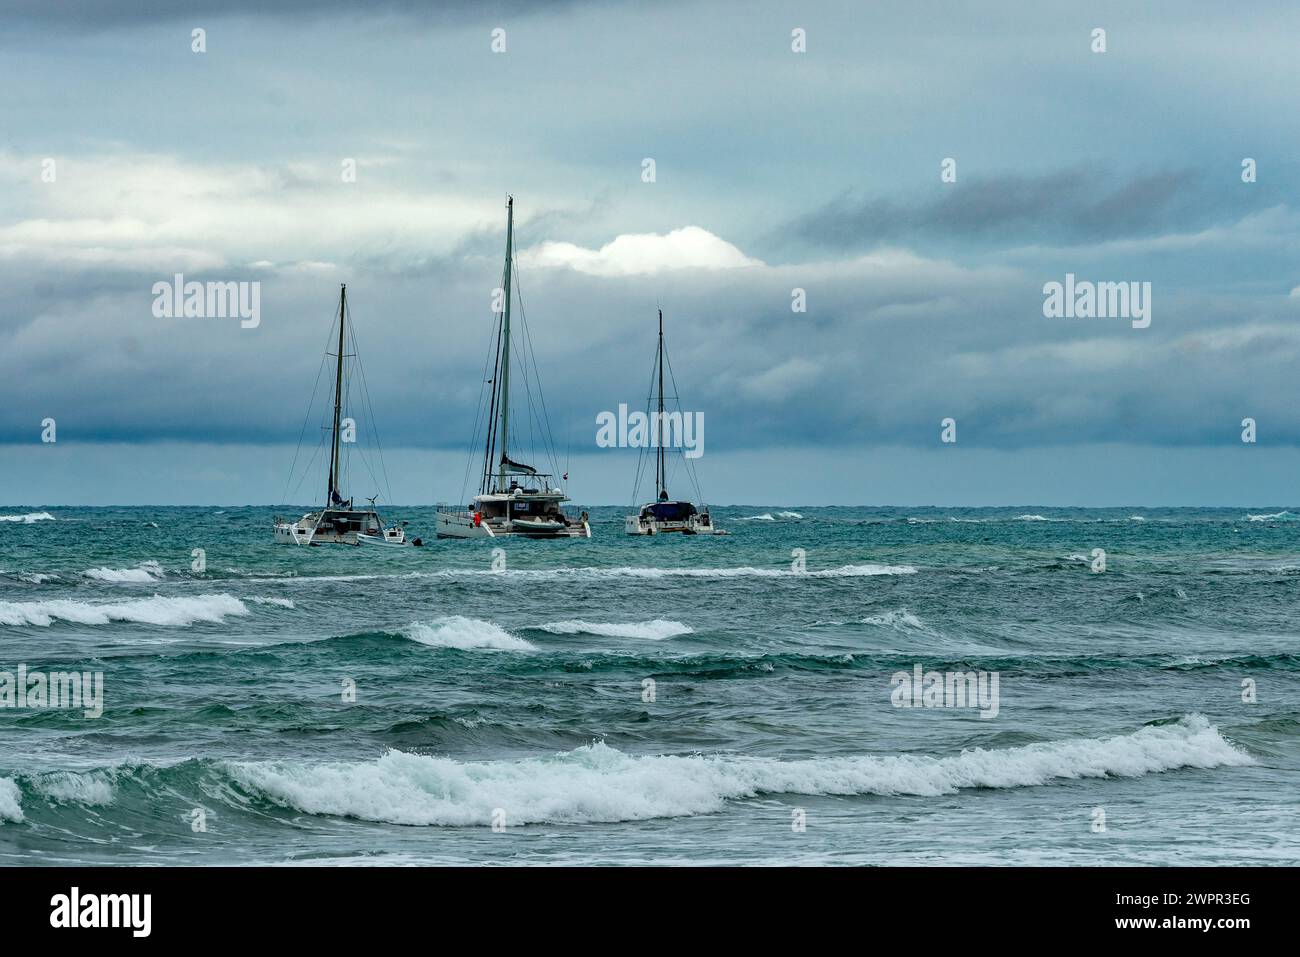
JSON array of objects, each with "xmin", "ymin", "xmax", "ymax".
[{"xmin": 1, "ymin": 505, "xmax": 1296, "ymax": 865}]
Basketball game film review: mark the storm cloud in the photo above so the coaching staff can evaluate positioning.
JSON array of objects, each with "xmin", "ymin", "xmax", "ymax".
[{"xmin": 3, "ymin": 0, "xmax": 1300, "ymax": 503}]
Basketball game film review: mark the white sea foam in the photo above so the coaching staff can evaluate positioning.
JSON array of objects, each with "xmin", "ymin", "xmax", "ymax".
[
  {"xmin": 1247, "ymin": 511, "xmax": 1297, "ymax": 522},
  {"xmin": 226, "ymin": 715, "xmax": 1249, "ymax": 827},
  {"xmin": 247, "ymin": 597, "xmax": 295, "ymax": 608},
  {"xmin": 1016, "ymin": 514, "xmax": 1050, "ymax": 521},
  {"xmin": 859, "ymin": 610, "xmax": 925, "ymax": 629},
  {"xmin": 83, "ymin": 560, "xmax": 164, "ymax": 583},
  {"xmin": 31, "ymin": 771, "xmax": 117, "ymax": 806},
  {"xmin": 776, "ymin": 511, "xmax": 803, "ymax": 519},
  {"xmin": 739, "ymin": 513, "xmax": 775, "ymax": 521},
  {"xmin": 0, "ymin": 512, "xmax": 56, "ymax": 524},
  {"xmin": 538, "ymin": 619, "xmax": 693, "ymax": 640},
  {"xmin": 3, "ymin": 571, "xmax": 58, "ymax": 584},
  {"xmin": 0, "ymin": 778, "xmax": 22, "ymax": 823},
  {"xmin": 401, "ymin": 616, "xmax": 536, "ymax": 651},
  {"xmin": 0, "ymin": 593, "xmax": 250, "ymax": 627}
]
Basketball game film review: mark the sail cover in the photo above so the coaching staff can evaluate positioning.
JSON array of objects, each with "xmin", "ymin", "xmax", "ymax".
[{"xmin": 501, "ymin": 455, "xmax": 538, "ymax": 475}]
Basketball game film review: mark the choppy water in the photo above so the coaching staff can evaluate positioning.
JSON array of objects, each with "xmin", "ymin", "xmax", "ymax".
[{"xmin": 1, "ymin": 505, "xmax": 1296, "ymax": 865}]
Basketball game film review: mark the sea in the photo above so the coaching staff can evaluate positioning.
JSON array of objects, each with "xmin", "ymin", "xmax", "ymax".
[{"xmin": 1, "ymin": 505, "xmax": 1296, "ymax": 866}]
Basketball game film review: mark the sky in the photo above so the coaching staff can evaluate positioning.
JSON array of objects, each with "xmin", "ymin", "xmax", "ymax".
[{"xmin": 2, "ymin": 0, "xmax": 1300, "ymax": 505}]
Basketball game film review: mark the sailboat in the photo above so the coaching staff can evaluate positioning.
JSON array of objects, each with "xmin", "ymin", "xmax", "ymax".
[
  {"xmin": 625, "ymin": 309, "xmax": 723, "ymax": 536},
  {"xmin": 274, "ymin": 284, "xmax": 415, "ymax": 546},
  {"xmin": 436, "ymin": 197, "xmax": 590, "ymax": 539}
]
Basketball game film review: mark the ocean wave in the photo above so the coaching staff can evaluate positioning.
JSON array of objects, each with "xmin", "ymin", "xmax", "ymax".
[
  {"xmin": 1, "ymin": 571, "xmax": 59, "ymax": 584},
  {"xmin": 859, "ymin": 610, "xmax": 925, "ymax": 629},
  {"xmin": 580, "ymin": 564, "xmax": 918, "ymax": 579},
  {"xmin": 1246, "ymin": 511, "xmax": 1298, "ymax": 522},
  {"xmin": 537, "ymin": 619, "xmax": 693, "ymax": 640},
  {"xmin": 777, "ymin": 511, "xmax": 803, "ymax": 519},
  {"xmin": 223, "ymin": 715, "xmax": 1249, "ymax": 827},
  {"xmin": 401, "ymin": 617, "xmax": 536, "ymax": 651},
  {"xmin": 246, "ymin": 597, "xmax": 295, "ymax": 608},
  {"xmin": 0, "ymin": 593, "xmax": 250, "ymax": 628},
  {"xmin": 28, "ymin": 770, "xmax": 118, "ymax": 806},
  {"xmin": 739, "ymin": 514, "xmax": 776, "ymax": 521},
  {"xmin": 0, "ymin": 512, "xmax": 55, "ymax": 524},
  {"xmin": 261, "ymin": 564, "xmax": 919, "ymax": 585},
  {"xmin": 0, "ymin": 778, "xmax": 22, "ymax": 823},
  {"xmin": 83, "ymin": 560, "xmax": 164, "ymax": 583}
]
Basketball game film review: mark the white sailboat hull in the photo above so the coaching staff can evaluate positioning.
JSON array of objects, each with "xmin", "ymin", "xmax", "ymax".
[
  {"xmin": 273, "ymin": 508, "xmax": 387, "ymax": 546},
  {"xmin": 436, "ymin": 510, "xmax": 590, "ymax": 539},
  {"xmin": 625, "ymin": 513, "xmax": 726, "ymax": 536}
]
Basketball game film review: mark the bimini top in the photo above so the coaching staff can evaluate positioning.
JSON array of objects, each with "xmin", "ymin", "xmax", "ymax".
[{"xmin": 643, "ymin": 500, "xmax": 698, "ymax": 521}]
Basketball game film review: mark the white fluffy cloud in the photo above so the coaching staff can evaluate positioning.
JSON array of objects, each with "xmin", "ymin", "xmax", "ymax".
[{"xmin": 519, "ymin": 226, "xmax": 764, "ymax": 276}]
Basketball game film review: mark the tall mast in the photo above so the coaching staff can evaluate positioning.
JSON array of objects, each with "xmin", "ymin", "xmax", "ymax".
[
  {"xmin": 656, "ymin": 308, "xmax": 666, "ymax": 498},
  {"xmin": 327, "ymin": 284, "xmax": 346, "ymax": 505},
  {"xmin": 496, "ymin": 196, "xmax": 515, "ymax": 493}
]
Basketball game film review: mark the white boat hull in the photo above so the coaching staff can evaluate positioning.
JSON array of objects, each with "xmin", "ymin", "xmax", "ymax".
[
  {"xmin": 625, "ymin": 507, "xmax": 724, "ymax": 536},
  {"xmin": 436, "ymin": 510, "xmax": 590, "ymax": 539},
  {"xmin": 273, "ymin": 508, "xmax": 389, "ymax": 546}
]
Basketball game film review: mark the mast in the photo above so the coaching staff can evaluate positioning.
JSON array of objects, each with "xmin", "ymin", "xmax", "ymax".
[
  {"xmin": 496, "ymin": 196, "xmax": 515, "ymax": 493},
  {"xmin": 656, "ymin": 308, "xmax": 666, "ymax": 499},
  {"xmin": 326, "ymin": 284, "xmax": 346, "ymax": 506}
]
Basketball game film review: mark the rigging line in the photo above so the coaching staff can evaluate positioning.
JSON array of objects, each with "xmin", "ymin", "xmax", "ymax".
[
  {"xmin": 458, "ymin": 302, "xmax": 500, "ymax": 503},
  {"xmin": 281, "ymin": 298, "xmax": 342, "ymax": 507},
  {"xmin": 349, "ymin": 318, "xmax": 394, "ymax": 505},
  {"xmin": 663, "ymin": 344, "xmax": 705, "ymax": 503},
  {"xmin": 287, "ymin": 434, "xmax": 327, "ymax": 504},
  {"xmin": 630, "ymin": 336, "xmax": 659, "ymax": 505},
  {"xmin": 280, "ymin": 347, "xmax": 330, "ymax": 507},
  {"xmin": 511, "ymin": 261, "xmax": 565, "ymax": 480},
  {"xmin": 479, "ymin": 305, "xmax": 504, "ymax": 496}
]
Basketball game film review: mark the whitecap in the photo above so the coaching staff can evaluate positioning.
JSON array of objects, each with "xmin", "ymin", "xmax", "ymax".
[
  {"xmin": 0, "ymin": 593, "xmax": 249, "ymax": 628},
  {"xmin": 83, "ymin": 560, "xmax": 165, "ymax": 583},
  {"xmin": 401, "ymin": 616, "xmax": 536, "ymax": 651},
  {"xmin": 538, "ymin": 619, "xmax": 693, "ymax": 640},
  {"xmin": 226, "ymin": 715, "xmax": 1249, "ymax": 827},
  {"xmin": 0, "ymin": 512, "xmax": 55, "ymax": 524}
]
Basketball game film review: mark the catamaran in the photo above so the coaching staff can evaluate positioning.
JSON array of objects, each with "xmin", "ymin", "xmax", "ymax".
[
  {"xmin": 274, "ymin": 284, "xmax": 416, "ymax": 546},
  {"xmin": 626, "ymin": 309, "xmax": 723, "ymax": 536},
  {"xmin": 436, "ymin": 197, "xmax": 590, "ymax": 539}
]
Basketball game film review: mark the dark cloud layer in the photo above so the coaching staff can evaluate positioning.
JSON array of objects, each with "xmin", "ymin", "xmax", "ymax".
[{"xmin": 789, "ymin": 167, "xmax": 1283, "ymax": 250}]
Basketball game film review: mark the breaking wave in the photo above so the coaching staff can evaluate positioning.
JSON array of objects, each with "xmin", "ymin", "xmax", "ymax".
[
  {"xmin": 401, "ymin": 617, "xmax": 536, "ymax": 651},
  {"xmin": 83, "ymin": 560, "xmax": 164, "ymax": 583},
  {"xmin": 224, "ymin": 715, "xmax": 1249, "ymax": 827},
  {"xmin": 537, "ymin": 619, "xmax": 693, "ymax": 640},
  {"xmin": 1246, "ymin": 511, "xmax": 1298, "ymax": 522},
  {"xmin": 0, "ymin": 593, "xmax": 250, "ymax": 628},
  {"xmin": 0, "ymin": 512, "xmax": 56, "ymax": 524}
]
